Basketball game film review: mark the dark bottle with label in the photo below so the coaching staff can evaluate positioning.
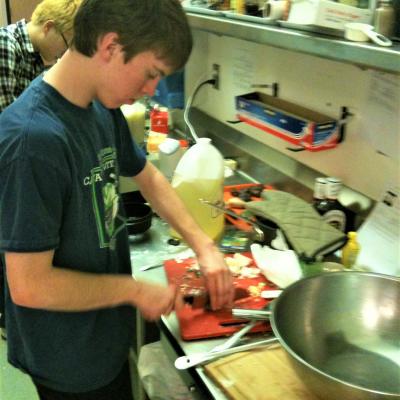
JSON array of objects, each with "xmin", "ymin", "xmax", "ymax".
[
  {"xmin": 374, "ymin": 0, "xmax": 396, "ymax": 37},
  {"xmin": 312, "ymin": 177, "xmax": 329, "ymax": 215},
  {"xmin": 322, "ymin": 177, "xmax": 347, "ymax": 232}
]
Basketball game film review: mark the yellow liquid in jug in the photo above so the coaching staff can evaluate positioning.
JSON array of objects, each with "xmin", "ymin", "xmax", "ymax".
[{"xmin": 170, "ymin": 177, "xmax": 224, "ymax": 241}]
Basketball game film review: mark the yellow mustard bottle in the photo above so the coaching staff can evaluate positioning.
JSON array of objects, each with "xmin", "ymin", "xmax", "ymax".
[
  {"xmin": 341, "ymin": 231, "xmax": 360, "ymax": 268},
  {"xmin": 232, "ymin": 0, "xmax": 245, "ymax": 14}
]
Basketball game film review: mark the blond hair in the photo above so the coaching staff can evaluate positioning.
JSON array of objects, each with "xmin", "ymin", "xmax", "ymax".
[{"xmin": 31, "ymin": 0, "xmax": 82, "ymax": 33}]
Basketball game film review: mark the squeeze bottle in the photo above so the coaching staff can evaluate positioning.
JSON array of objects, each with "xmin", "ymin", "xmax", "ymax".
[
  {"xmin": 170, "ymin": 138, "xmax": 225, "ymax": 241},
  {"xmin": 146, "ymin": 105, "xmax": 169, "ymax": 154},
  {"xmin": 120, "ymin": 102, "xmax": 146, "ymax": 144},
  {"xmin": 341, "ymin": 231, "xmax": 360, "ymax": 268}
]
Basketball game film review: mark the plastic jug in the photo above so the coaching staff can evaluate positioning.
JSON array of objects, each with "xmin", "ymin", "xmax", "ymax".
[{"xmin": 170, "ymin": 138, "xmax": 225, "ymax": 241}]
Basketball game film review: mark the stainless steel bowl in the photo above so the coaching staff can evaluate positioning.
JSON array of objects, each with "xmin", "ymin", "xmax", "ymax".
[{"xmin": 270, "ymin": 272, "xmax": 400, "ymax": 400}]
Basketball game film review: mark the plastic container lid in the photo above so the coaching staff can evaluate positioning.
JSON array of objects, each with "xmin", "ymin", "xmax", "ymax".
[
  {"xmin": 179, "ymin": 139, "xmax": 189, "ymax": 148},
  {"xmin": 348, "ymin": 231, "xmax": 357, "ymax": 240},
  {"xmin": 159, "ymin": 138, "xmax": 180, "ymax": 155}
]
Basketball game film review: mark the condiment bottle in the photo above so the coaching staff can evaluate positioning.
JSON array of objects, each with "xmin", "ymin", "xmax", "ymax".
[
  {"xmin": 150, "ymin": 104, "xmax": 169, "ymax": 134},
  {"xmin": 312, "ymin": 177, "xmax": 329, "ymax": 216},
  {"xmin": 231, "ymin": 0, "xmax": 246, "ymax": 13},
  {"xmin": 341, "ymin": 231, "xmax": 360, "ymax": 268},
  {"xmin": 146, "ymin": 105, "xmax": 169, "ymax": 154},
  {"xmin": 322, "ymin": 177, "xmax": 347, "ymax": 232},
  {"xmin": 120, "ymin": 102, "xmax": 146, "ymax": 144},
  {"xmin": 170, "ymin": 138, "xmax": 225, "ymax": 241},
  {"xmin": 374, "ymin": 0, "xmax": 396, "ymax": 37}
]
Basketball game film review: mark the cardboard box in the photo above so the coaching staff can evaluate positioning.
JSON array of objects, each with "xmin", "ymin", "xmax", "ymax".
[
  {"xmin": 287, "ymin": 0, "xmax": 373, "ymax": 30},
  {"xmin": 235, "ymin": 92, "xmax": 339, "ymax": 151}
]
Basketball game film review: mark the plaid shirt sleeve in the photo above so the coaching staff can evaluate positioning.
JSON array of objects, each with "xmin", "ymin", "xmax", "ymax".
[
  {"xmin": 0, "ymin": 21, "xmax": 44, "ymax": 113},
  {"xmin": 0, "ymin": 38, "xmax": 20, "ymax": 112}
]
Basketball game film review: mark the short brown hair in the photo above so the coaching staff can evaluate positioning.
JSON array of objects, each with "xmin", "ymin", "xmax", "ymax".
[{"xmin": 73, "ymin": 0, "xmax": 192, "ymax": 72}]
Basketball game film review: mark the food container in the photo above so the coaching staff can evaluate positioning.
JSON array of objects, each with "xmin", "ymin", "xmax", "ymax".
[
  {"xmin": 344, "ymin": 22, "xmax": 392, "ymax": 46},
  {"xmin": 122, "ymin": 202, "xmax": 153, "ymax": 235},
  {"xmin": 287, "ymin": 0, "xmax": 373, "ymax": 30}
]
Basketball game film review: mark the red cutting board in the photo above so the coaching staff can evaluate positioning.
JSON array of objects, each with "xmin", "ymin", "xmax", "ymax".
[{"xmin": 164, "ymin": 254, "xmax": 278, "ymax": 341}]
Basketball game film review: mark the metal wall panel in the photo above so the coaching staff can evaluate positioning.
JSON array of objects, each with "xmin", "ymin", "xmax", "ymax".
[
  {"xmin": 0, "ymin": 0, "xmax": 7, "ymax": 26},
  {"xmin": 8, "ymin": 0, "xmax": 41, "ymax": 23}
]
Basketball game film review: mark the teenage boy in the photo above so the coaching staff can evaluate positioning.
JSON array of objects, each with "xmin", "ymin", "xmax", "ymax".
[{"xmin": 0, "ymin": 1, "xmax": 233, "ymax": 399}]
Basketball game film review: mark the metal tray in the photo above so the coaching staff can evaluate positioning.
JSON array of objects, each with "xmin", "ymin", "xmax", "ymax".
[
  {"xmin": 278, "ymin": 20, "xmax": 344, "ymax": 38},
  {"xmin": 182, "ymin": 4, "xmax": 225, "ymax": 17}
]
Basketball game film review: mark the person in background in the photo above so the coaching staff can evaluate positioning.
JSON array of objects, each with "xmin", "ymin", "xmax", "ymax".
[
  {"xmin": 0, "ymin": 1, "xmax": 234, "ymax": 399},
  {"xmin": 0, "ymin": 0, "xmax": 82, "ymax": 341},
  {"xmin": 0, "ymin": 0, "xmax": 82, "ymax": 111}
]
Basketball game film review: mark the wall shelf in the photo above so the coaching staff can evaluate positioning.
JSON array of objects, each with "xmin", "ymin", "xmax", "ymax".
[{"xmin": 186, "ymin": 12, "xmax": 400, "ymax": 74}]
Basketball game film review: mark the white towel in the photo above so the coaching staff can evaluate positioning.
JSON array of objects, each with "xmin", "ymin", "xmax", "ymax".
[{"xmin": 251, "ymin": 243, "xmax": 303, "ymax": 288}]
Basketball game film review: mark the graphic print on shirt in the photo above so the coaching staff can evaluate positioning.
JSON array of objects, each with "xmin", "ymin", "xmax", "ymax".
[{"xmin": 86, "ymin": 147, "xmax": 124, "ymax": 250}]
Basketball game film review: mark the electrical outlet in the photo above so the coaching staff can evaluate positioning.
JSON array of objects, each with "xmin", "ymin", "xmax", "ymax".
[{"xmin": 212, "ymin": 63, "xmax": 220, "ymax": 90}]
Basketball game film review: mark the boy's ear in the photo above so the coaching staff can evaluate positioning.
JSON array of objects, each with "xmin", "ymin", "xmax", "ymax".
[
  {"xmin": 42, "ymin": 20, "xmax": 56, "ymax": 35},
  {"xmin": 97, "ymin": 32, "xmax": 120, "ymax": 62}
]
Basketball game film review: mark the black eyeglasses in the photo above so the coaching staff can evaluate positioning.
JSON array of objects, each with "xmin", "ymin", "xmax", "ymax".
[{"xmin": 60, "ymin": 31, "xmax": 69, "ymax": 49}]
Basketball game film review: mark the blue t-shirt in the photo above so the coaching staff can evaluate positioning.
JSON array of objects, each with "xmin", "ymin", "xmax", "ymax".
[{"xmin": 0, "ymin": 75, "xmax": 146, "ymax": 392}]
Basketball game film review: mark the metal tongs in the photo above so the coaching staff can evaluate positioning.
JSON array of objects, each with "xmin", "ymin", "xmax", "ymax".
[
  {"xmin": 200, "ymin": 199, "xmax": 265, "ymax": 242},
  {"xmin": 232, "ymin": 299, "xmax": 277, "ymax": 321},
  {"xmin": 175, "ymin": 335, "xmax": 279, "ymax": 369},
  {"xmin": 175, "ymin": 304, "xmax": 278, "ymax": 370},
  {"xmin": 232, "ymin": 308, "xmax": 272, "ymax": 320}
]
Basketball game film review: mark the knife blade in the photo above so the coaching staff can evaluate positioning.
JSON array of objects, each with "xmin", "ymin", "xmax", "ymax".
[{"xmin": 139, "ymin": 263, "xmax": 164, "ymax": 272}]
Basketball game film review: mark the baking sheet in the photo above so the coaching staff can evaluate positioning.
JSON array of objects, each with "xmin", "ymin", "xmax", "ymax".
[
  {"xmin": 182, "ymin": 2, "xmax": 225, "ymax": 17},
  {"xmin": 278, "ymin": 20, "xmax": 344, "ymax": 37}
]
